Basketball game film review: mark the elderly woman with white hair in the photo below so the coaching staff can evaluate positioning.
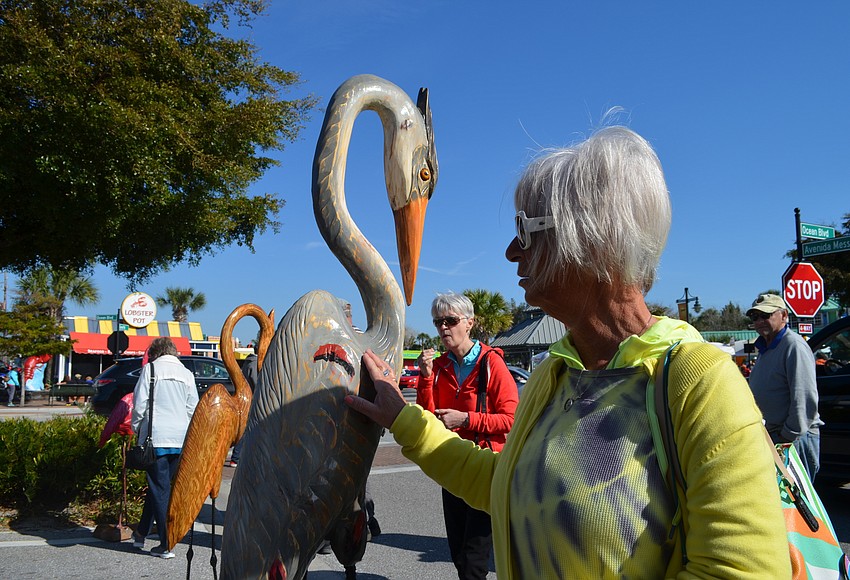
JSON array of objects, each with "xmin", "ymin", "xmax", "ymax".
[
  {"xmin": 347, "ymin": 126, "xmax": 789, "ymax": 578},
  {"xmin": 416, "ymin": 291, "xmax": 518, "ymax": 580}
]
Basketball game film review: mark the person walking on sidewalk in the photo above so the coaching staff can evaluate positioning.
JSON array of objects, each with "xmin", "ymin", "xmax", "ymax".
[{"xmin": 131, "ymin": 337, "xmax": 199, "ymax": 559}]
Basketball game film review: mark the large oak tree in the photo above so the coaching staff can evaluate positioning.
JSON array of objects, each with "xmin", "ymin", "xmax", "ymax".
[{"xmin": 0, "ymin": 0, "xmax": 315, "ymax": 282}]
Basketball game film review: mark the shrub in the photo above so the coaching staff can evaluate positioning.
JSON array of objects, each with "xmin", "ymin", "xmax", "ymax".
[{"xmin": 0, "ymin": 412, "xmax": 146, "ymax": 522}]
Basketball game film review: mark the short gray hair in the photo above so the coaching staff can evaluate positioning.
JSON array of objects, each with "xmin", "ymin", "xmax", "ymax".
[
  {"xmin": 514, "ymin": 126, "xmax": 670, "ymax": 293},
  {"xmin": 147, "ymin": 337, "xmax": 178, "ymax": 361},
  {"xmin": 431, "ymin": 292, "xmax": 474, "ymax": 319}
]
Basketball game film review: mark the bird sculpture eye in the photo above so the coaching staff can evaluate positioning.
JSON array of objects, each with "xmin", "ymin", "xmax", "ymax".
[{"xmin": 420, "ymin": 167, "xmax": 431, "ymax": 181}]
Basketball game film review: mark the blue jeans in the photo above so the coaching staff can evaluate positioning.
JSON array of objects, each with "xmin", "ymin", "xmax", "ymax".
[
  {"xmin": 793, "ymin": 430, "xmax": 820, "ymax": 482},
  {"xmin": 137, "ymin": 452, "xmax": 181, "ymax": 546}
]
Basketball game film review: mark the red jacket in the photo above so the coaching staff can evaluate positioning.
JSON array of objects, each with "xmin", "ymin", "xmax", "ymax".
[{"xmin": 416, "ymin": 344, "xmax": 518, "ymax": 451}]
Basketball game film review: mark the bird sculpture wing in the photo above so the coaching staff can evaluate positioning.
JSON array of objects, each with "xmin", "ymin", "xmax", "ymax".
[
  {"xmin": 166, "ymin": 303, "xmax": 275, "ymax": 549},
  {"xmin": 220, "ymin": 74, "xmax": 437, "ymax": 580},
  {"xmin": 223, "ymin": 292, "xmax": 380, "ymax": 579}
]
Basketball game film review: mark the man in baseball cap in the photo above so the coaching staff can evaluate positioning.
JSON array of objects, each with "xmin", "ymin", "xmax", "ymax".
[
  {"xmin": 746, "ymin": 293, "xmax": 822, "ymax": 480},
  {"xmin": 745, "ymin": 293, "xmax": 788, "ymax": 319}
]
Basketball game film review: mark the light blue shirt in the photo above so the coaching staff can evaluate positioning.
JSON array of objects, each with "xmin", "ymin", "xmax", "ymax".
[{"xmin": 447, "ymin": 340, "xmax": 481, "ymax": 385}]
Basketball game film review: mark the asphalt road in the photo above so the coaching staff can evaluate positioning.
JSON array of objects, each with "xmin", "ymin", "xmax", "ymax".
[{"xmin": 1, "ymin": 392, "xmax": 848, "ymax": 578}]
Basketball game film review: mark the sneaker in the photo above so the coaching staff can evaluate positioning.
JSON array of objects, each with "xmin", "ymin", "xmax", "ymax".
[
  {"xmin": 229, "ymin": 460, "xmax": 238, "ymax": 467},
  {"xmin": 150, "ymin": 545, "xmax": 175, "ymax": 559},
  {"xmin": 132, "ymin": 531, "xmax": 145, "ymax": 549},
  {"xmin": 7, "ymin": 403, "xmax": 15, "ymax": 407},
  {"xmin": 317, "ymin": 540, "xmax": 332, "ymax": 555}
]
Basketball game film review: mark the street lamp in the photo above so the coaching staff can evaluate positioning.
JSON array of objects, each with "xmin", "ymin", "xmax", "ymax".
[{"xmin": 676, "ymin": 287, "xmax": 701, "ymax": 323}]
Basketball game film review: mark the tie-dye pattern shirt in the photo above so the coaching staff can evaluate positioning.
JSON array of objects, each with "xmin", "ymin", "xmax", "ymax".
[{"xmin": 392, "ymin": 317, "xmax": 791, "ymax": 579}]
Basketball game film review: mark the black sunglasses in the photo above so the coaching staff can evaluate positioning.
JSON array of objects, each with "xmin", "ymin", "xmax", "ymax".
[
  {"xmin": 433, "ymin": 316, "xmax": 467, "ymax": 328},
  {"xmin": 749, "ymin": 311, "xmax": 774, "ymax": 321}
]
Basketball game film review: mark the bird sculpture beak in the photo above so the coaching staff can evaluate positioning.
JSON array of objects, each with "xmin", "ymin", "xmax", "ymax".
[
  {"xmin": 393, "ymin": 87, "xmax": 436, "ymax": 307},
  {"xmin": 394, "ymin": 196, "xmax": 428, "ymax": 306}
]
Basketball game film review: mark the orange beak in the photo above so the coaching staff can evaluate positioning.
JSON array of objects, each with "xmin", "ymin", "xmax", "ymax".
[{"xmin": 393, "ymin": 195, "xmax": 428, "ymax": 306}]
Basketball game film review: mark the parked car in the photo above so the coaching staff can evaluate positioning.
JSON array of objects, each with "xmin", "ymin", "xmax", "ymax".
[
  {"xmin": 507, "ymin": 365, "xmax": 530, "ymax": 396},
  {"xmin": 90, "ymin": 355, "xmax": 235, "ymax": 416},
  {"xmin": 807, "ymin": 316, "xmax": 850, "ymax": 483},
  {"xmin": 399, "ymin": 367, "xmax": 420, "ymax": 390}
]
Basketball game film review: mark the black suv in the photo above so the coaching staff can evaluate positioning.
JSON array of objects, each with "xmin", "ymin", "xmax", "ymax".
[
  {"xmin": 90, "ymin": 356, "xmax": 235, "ymax": 416},
  {"xmin": 808, "ymin": 316, "xmax": 850, "ymax": 483}
]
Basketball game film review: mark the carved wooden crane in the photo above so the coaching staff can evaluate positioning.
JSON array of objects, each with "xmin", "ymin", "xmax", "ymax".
[
  {"xmin": 165, "ymin": 303, "xmax": 275, "ymax": 550},
  {"xmin": 165, "ymin": 74, "xmax": 437, "ymax": 580}
]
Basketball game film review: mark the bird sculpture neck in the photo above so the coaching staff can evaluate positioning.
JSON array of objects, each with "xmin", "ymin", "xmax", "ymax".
[{"xmin": 312, "ymin": 77, "xmax": 408, "ymax": 359}]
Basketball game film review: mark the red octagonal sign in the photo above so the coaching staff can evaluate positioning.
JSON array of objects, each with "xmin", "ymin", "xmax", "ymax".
[{"xmin": 782, "ymin": 262, "xmax": 825, "ymax": 318}]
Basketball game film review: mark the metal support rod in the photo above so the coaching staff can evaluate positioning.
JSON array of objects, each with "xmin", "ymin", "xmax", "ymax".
[{"xmin": 795, "ymin": 207, "xmax": 803, "ymax": 263}]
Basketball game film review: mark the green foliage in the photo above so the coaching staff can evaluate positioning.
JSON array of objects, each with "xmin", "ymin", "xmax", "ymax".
[
  {"xmin": 692, "ymin": 301, "xmax": 750, "ymax": 332},
  {"xmin": 646, "ymin": 302, "xmax": 674, "ymax": 317},
  {"xmin": 0, "ymin": 0, "xmax": 316, "ymax": 282},
  {"xmin": 508, "ymin": 298, "xmax": 530, "ymax": 325},
  {"xmin": 156, "ymin": 286, "xmax": 207, "ymax": 322},
  {"xmin": 0, "ymin": 413, "xmax": 145, "ymax": 522},
  {"xmin": 788, "ymin": 213, "xmax": 850, "ymax": 308},
  {"xmin": 463, "ymin": 288, "xmax": 513, "ymax": 344},
  {"xmin": 15, "ymin": 266, "xmax": 99, "ymax": 322},
  {"xmin": 0, "ymin": 302, "xmax": 71, "ymax": 359}
]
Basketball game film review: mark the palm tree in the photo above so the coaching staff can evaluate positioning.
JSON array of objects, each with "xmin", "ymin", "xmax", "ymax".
[
  {"xmin": 156, "ymin": 287, "xmax": 207, "ymax": 322},
  {"xmin": 463, "ymin": 288, "xmax": 513, "ymax": 344},
  {"xmin": 415, "ymin": 332, "xmax": 433, "ymax": 350},
  {"xmin": 15, "ymin": 266, "xmax": 100, "ymax": 322}
]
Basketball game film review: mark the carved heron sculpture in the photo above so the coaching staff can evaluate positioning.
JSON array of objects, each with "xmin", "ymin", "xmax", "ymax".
[
  {"xmin": 166, "ymin": 74, "xmax": 437, "ymax": 580},
  {"xmin": 166, "ymin": 303, "xmax": 275, "ymax": 550}
]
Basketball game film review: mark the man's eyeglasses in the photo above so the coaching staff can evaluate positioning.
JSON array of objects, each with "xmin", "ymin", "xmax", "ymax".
[
  {"xmin": 515, "ymin": 210, "xmax": 555, "ymax": 250},
  {"xmin": 749, "ymin": 311, "xmax": 774, "ymax": 322},
  {"xmin": 433, "ymin": 316, "xmax": 467, "ymax": 328}
]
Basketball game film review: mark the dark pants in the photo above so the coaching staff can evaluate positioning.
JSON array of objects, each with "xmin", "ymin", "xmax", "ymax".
[
  {"xmin": 137, "ymin": 452, "xmax": 181, "ymax": 547},
  {"xmin": 441, "ymin": 488, "xmax": 493, "ymax": 580}
]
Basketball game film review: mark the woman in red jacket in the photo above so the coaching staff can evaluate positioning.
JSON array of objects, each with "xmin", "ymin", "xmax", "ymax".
[{"xmin": 417, "ymin": 292, "xmax": 518, "ymax": 580}]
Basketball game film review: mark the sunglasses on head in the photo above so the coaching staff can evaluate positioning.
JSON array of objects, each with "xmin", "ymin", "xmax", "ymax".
[
  {"xmin": 433, "ymin": 316, "xmax": 467, "ymax": 328},
  {"xmin": 515, "ymin": 210, "xmax": 555, "ymax": 250},
  {"xmin": 749, "ymin": 311, "xmax": 774, "ymax": 321}
]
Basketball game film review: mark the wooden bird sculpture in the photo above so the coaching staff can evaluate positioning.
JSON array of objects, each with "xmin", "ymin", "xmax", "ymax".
[
  {"xmin": 166, "ymin": 303, "xmax": 275, "ymax": 549},
  {"xmin": 214, "ymin": 74, "xmax": 437, "ymax": 579}
]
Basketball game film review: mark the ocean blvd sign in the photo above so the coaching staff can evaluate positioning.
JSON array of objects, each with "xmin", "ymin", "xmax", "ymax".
[
  {"xmin": 121, "ymin": 292, "xmax": 157, "ymax": 328},
  {"xmin": 800, "ymin": 222, "xmax": 835, "ymax": 240}
]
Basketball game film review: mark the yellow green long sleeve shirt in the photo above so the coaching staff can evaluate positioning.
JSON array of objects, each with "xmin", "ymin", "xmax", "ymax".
[{"xmin": 391, "ymin": 317, "xmax": 790, "ymax": 579}]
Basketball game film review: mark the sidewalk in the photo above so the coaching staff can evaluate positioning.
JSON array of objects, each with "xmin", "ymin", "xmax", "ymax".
[{"xmin": 0, "ymin": 394, "xmax": 87, "ymax": 421}]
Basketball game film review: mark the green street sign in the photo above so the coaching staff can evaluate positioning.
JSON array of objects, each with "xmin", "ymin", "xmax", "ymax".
[
  {"xmin": 802, "ymin": 237, "xmax": 850, "ymax": 258},
  {"xmin": 800, "ymin": 222, "xmax": 835, "ymax": 240},
  {"xmin": 96, "ymin": 314, "xmax": 118, "ymax": 321},
  {"xmin": 118, "ymin": 323, "xmax": 129, "ymax": 331}
]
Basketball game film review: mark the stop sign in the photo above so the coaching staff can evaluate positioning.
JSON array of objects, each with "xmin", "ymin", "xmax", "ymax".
[{"xmin": 782, "ymin": 262, "xmax": 824, "ymax": 317}]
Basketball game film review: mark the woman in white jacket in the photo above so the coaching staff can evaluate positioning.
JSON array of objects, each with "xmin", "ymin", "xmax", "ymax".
[{"xmin": 131, "ymin": 337, "xmax": 199, "ymax": 559}]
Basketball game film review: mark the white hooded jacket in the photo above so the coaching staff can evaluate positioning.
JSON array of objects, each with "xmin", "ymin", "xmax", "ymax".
[{"xmin": 131, "ymin": 354, "xmax": 199, "ymax": 448}]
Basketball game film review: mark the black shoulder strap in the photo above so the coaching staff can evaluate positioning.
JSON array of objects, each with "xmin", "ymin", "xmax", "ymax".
[
  {"xmin": 145, "ymin": 362, "xmax": 155, "ymax": 441},
  {"xmin": 653, "ymin": 343, "xmax": 688, "ymax": 565},
  {"xmin": 473, "ymin": 349, "xmax": 504, "ymax": 447},
  {"xmin": 476, "ymin": 350, "xmax": 491, "ymax": 414}
]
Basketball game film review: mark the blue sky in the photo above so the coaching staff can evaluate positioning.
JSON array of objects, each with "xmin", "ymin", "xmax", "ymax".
[{"xmin": 28, "ymin": 2, "xmax": 850, "ymax": 343}]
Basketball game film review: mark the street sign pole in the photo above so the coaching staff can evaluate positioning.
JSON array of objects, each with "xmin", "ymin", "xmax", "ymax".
[{"xmin": 794, "ymin": 208, "xmax": 803, "ymax": 263}]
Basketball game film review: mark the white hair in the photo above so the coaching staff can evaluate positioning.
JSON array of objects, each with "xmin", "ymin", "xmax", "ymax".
[
  {"xmin": 431, "ymin": 292, "xmax": 474, "ymax": 319},
  {"xmin": 514, "ymin": 126, "xmax": 670, "ymax": 292}
]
